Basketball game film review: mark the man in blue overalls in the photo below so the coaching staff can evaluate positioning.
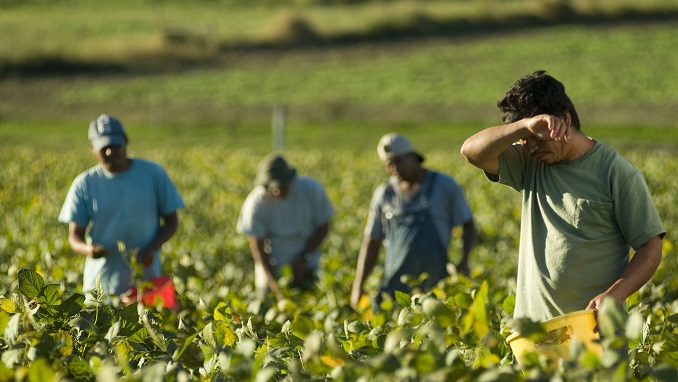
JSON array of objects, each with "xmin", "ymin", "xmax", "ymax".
[{"xmin": 351, "ymin": 133, "xmax": 477, "ymax": 309}]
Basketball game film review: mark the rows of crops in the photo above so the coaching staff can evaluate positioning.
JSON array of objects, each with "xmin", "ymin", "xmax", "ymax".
[{"xmin": 1, "ymin": 141, "xmax": 676, "ymax": 380}]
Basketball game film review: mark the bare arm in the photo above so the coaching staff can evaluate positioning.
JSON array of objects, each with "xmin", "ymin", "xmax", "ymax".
[
  {"xmin": 302, "ymin": 222, "xmax": 330, "ymax": 257},
  {"xmin": 350, "ymin": 237, "xmax": 382, "ymax": 309},
  {"xmin": 138, "ymin": 211, "xmax": 180, "ymax": 266},
  {"xmin": 456, "ymin": 219, "xmax": 477, "ymax": 276},
  {"xmin": 586, "ymin": 235, "xmax": 663, "ymax": 309},
  {"xmin": 67, "ymin": 222, "xmax": 110, "ymax": 259},
  {"xmin": 460, "ymin": 114, "xmax": 572, "ymax": 175},
  {"xmin": 248, "ymin": 236, "xmax": 285, "ymax": 301},
  {"xmin": 290, "ymin": 222, "xmax": 330, "ymax": 287}
]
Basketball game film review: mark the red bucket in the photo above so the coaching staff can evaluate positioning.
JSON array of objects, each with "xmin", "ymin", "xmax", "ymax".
[{"xmin": 122, "ymin": 275, "xmax": 176, "ymax": 309}]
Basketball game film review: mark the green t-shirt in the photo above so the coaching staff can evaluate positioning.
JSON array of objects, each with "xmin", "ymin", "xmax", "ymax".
[{"xmin": 492, "ymin": 141, "xmax": 665, "ymax": 321}]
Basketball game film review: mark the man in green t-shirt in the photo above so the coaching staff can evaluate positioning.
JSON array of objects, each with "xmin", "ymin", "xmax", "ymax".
[{"xmin": 460, "ymin": 70, "xmax": 665, "ymax": 323}]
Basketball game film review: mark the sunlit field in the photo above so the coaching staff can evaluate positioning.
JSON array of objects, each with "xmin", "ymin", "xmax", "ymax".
[
  {"xmin": 1, "ymin": 133, "xmax": 676, "ymax": 379},
  {"xmin": 2, "ymin": 0, "xmax": 678, "ymax": 379}
]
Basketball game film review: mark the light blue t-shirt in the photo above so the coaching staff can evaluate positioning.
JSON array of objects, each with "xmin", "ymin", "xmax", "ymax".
[
  {"xmin": 494, "ymin": 141, "xmax": 665, "ymax": 321},
  {"xmin": 365, "ymin": 170, "xmax": 473, "ymax": 249},
  {"xmin": 59, "ymin": 158, "xmax": 185, "ymax": 295},
  {"xmin": 237, "ymin": 175, "xmax": 334, "ymax": 275}
]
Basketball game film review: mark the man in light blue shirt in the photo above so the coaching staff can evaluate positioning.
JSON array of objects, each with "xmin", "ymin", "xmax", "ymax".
[{"xmin": 59, "ymin": 114, "xmax": 185, "ymax": 300}]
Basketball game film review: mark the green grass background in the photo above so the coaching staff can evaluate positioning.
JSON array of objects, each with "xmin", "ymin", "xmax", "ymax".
[{"xmin": 1, "ymin": 0, "xmax": 678, "ymax": 150}]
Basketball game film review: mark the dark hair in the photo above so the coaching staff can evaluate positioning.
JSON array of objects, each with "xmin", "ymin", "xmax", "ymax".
[{"xmin": 497, "ymin": 70, "xmax": 581, "ymax": 130}]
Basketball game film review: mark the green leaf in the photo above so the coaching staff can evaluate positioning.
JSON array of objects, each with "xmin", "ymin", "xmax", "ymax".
[
  {"xmin": 367, "ymin": 352, "xmax": 400, "ymax": 373},
  {"xmin": 412, "ymin": 351, "xmax": 437, "ymax": 373},
  {"xmin": 254, "ymin": 367, "xmax": 279, "ymax": 382},
  {"xmin": 611, "ymin": 360, "xmax": 628, "ymax": 382},
  {"xmin": 507, "ymin": 318, "xmax": 547, "ymax": 342},
  {"xmin": 346, "ymin": 320, "xmax": 368, "ymax": 334},
  {"xmin": 117, "ymin": 303, "xmax": 141, "ymax": 332},
  {"xmin": 214, "ymin": 321, "xmax": 237, "ymax": 347},
  {"xmin": 58, "ymin": 293, "xmax": 86, "ymax": 319},
  {"xmin": 0, "ymin": 361, "xmax": 11, "ymax": 381},
  {"xmin": 18, "ymin": 268, "xmax": 44, "ymax": 298},
  {"xmin": 292, "ymin": 315, "xmax": 316, "ymax": 339},
  {"xmin": 28, "ymin": 358, "xmax": 55, "ymax": 382},
  {"xmin": 66, "ymin": 356, "xmax": 94, "ymax": 381},
  {"xmin": 54, "ymin": 330, "xmax": 74, "ymax": 357},
  {"xmin": 394, "ymin": 290, "xmax": 411, "ymax": 307},
  {"xmin": 202, "ymin": 322, "xmax": 216, "ymax": 347},
  {"xmin": 128, "ymin": 327, "xmax": 149, "ymax": 344},
  {"xmin": 598, "ymin": 297, "xmax": 625, "ymax": 338},
  {"xmin": 651, "ymin": 364, "xmax": 678, "ymax": 381},
  {"xmin": 40, "ymin": 284, "xmax": 62, "ymax": 306},
  {"xmin": 69, "ymin": 316, "xmax": 98, "ymax": 335},
  {"xmin": 461, "ymin": 281, "xmax": 489, "ymax": 337},
  {"xmin": 4, "ymin": 314, "xmax": 20, "ymax": 346},
  {"xmin": 214, "ymin": 302, "xmax": 232, "ymax": 322},
  {"xmin": 453, "ymin": 292, "xmax": 473, "ymax": 309},
  {"xmin": 500, "ymin": 295, "xmax": 515, "ymax": 315},
  {"xmin": 421, "ymin": 297, "xmax": 454, "ymax": 327},
  {"xmin": 172, "ymin": 332, "xmax": 200, "ymax": 361},
  {"xmin": 0, "ymin": 311, "xmax": 10, "ymax": 338},
  {"xmin": 625, "ymin": 311, "xmax": 644, "ymax": 340},
  {"xmin": 302, "ymin": 331, "xmax": 323, "ymax": 361},
  {"xmin": 0, "ymin": 298, "xmax": 16, "ymax": 314}
]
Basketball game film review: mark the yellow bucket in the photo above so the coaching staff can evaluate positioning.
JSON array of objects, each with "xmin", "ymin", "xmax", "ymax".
[{"xmin": 506, "ymin": 309, "xmax": 602, "ymax": 366}]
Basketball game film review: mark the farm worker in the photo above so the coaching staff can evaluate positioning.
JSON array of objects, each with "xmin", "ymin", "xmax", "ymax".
[
  {"xmin": 237, "ymin": 153, "xmax": 334, "ymax": 301},
  {"xmin": 59, "ymin": 114, "xmax": 185, "ymax": 301},
  {"xmin": 350, "ymin": 133, "xmax": 477, "ymax": 309},
  {"xmin": 460, "ymin": 70, "xmax": 666, "ymax": 324}
]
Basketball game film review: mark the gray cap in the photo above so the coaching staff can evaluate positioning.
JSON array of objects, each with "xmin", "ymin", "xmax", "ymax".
[
  {"xmin": 88, "ymin": 114, "xmax": 126, "ymax": 151},
  {"xmin": 377, "ymin": 133, "xmax": 424, "ymax": 162},
  {"xmin": 256, "ymin": 153, "xmax": 297, "ymax": 188}
]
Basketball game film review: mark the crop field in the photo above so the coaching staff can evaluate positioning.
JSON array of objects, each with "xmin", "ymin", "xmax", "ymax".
[
  {"xmin": 1, "ymin": 133, "xmax": 677, "ymax": 380},
  {"xmin": 2, "ymin": 0, "xmax": 678, "ymax": 380}
]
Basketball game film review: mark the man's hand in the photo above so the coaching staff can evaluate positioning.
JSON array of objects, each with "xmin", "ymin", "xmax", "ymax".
[
  {"xmin": 137, "ymin": 248, "xmax": 154, "ymax": 267},
  {"xmin": 587, "ymin": 235, "xmax": 663, "ymax": 311},
  {"xmin": 586, "ymin": 291, "xmax": 622, "ymax": 310},
  {"xmin": 88, "ymin": 244, "xmax": 110, "ymax": 259},
  {"xmin": 290, "ymin": 255, "xmax": 308, "ymax": 288},
  {"xmin": 350, "ymin": 284, "xmax": 363, "ymax": 310},
  {"xmin": 526, "ymin": 114, "xmax": 572, "ymax": 142},
  {"xmin": 455, "ymin": 259, "xmax": 470, "ymax": 276}
]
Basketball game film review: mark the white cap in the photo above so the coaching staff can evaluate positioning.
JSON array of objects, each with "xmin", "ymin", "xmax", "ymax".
[{"xmin": 377, "ymin": 133, "xmax": 424, "ymax": 162}]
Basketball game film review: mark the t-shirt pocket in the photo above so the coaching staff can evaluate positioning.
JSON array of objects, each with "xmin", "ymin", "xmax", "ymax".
[{"xmin": 575, "ymin": 199, "xmax": 616, "ymax": 240}]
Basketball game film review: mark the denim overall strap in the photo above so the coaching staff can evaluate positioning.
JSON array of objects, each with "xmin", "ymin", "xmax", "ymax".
[{"xmin": 379, "ymin": 172, "xmax": 448, "ymax": 302}]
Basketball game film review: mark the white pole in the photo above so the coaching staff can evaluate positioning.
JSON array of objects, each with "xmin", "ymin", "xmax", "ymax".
[{"xmin": 272, "ymin": 105, "xmax": 286, "ymax": 151}]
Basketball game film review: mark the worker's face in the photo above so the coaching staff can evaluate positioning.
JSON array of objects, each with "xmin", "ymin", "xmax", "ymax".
[
  {"xmin": 519, "ymin": 137, "xmax": 568, "ymax": 165},
  {"xmin": 519, "ymin": 111, "xmax": 575, "ymax": 165},
  {"xmin": 267, "ymin": 183, "xmax": 291, "ymax": 199},
  {"xmin": 383, "ymin": 153, "xmax": 420, "ymax": 181},
  {"xmin": 92, "ymin": 144, "xmax": 128, "ymax": 172}
]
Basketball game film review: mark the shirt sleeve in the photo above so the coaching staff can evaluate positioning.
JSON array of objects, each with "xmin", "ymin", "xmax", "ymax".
[
  {"xmin": 153, "ymin": 164, "xmax": 185, "ymax": 216},
  {"xmin": 495, "ymin": 143, "xmax": 528, "ymax": 192},
  {"xmin": 364, "ymin": 184, "xmax": 387, "ymax": 240},
  {"xmin": 310, "ymin": 179, "xmax": 334, "ymax": 226},
  {"xmin": 236, "ymin": 189, "xmax": 268, "ymax": 238},
  {"xmin": 613, "ymin": 166, "xmax": 666, "ymax": 250},
  {"xmin": 58, "ymin": 174, "xmax": 90, "ymax": 228}
]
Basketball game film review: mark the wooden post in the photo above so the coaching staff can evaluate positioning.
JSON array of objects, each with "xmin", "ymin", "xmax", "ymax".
[{"xmin": 272, "ymin": 106, "xmax": 286, "ymax": 151}]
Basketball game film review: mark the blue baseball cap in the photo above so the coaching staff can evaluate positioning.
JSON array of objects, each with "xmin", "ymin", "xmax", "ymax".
[{"xmin": 88, "ymin": 114, "xmax": 126, "ymax": 151}]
